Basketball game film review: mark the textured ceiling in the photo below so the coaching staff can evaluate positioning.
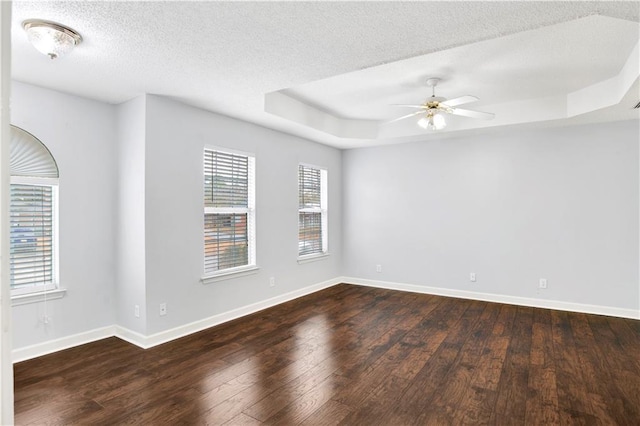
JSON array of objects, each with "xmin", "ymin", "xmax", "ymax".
[{"xmin": 11, "ymin": 1, "xmax": 640, "ymax": 149}]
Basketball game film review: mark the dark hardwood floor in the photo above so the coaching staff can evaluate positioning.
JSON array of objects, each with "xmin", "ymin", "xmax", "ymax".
[{"xmin": 14, "ymin": 284, "xmax": 640, "ymax": 425}]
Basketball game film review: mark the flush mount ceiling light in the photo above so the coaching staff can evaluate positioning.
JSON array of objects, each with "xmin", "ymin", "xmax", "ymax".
[{"xmin": 22, "ymin": 19, "xmax": 82, "ymax": 60}]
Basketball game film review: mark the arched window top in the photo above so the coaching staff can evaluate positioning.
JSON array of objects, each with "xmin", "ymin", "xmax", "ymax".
[{"xmin": 10, "ymin": 125, "xmax": 59, "ymax": 179}]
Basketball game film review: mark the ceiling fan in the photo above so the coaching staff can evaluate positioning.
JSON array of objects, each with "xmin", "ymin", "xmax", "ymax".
[{"xmin": 388, "ymin": 78, "xmax": 495, "ymax": 130}]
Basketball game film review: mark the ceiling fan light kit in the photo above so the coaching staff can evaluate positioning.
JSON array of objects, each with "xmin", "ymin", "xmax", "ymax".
[
  {"xmin": 22, "ymin": 19, "xmax": 82, "ymax": 60},
  {"xmin": 389, "ymin": 77, "xmax": 495, "ymax": 131},
  {"xmin": 418, "ymin": 112, "xmax": 447, "ymax": 130}
]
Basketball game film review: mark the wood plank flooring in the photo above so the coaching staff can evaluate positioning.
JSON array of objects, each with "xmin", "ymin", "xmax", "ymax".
[{"xmin": 14, "ymin": 284, "xmax": 640, "ymax": 425}]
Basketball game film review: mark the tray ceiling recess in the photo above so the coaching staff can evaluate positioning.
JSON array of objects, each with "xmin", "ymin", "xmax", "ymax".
[{"xmin": 265, "ymin": 15, "xmax": 640, "ymax": 145}]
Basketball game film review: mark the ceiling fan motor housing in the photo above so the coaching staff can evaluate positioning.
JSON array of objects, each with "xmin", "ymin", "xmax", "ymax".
[{"xmin": 426, "ymin": 96, "xmax": 446, "ymax": 106}]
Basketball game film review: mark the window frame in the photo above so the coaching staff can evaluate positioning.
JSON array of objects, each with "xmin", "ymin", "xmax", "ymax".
[
  {"xmin": 9, "ymin": 175, "xmax": 60, "ymax": 297},
  {"xmin": 297, "ymin": 163, "xmax": 328, "ymax": 261},
  {"xmin": 201, "ymin": 146, "xmax": 257, "ymax": 283}
]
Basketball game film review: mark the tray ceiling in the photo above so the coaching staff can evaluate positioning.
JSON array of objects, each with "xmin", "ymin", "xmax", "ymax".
[{"xmin": 11, "ymin": 1, "xmax": 640, "ymax": 149}]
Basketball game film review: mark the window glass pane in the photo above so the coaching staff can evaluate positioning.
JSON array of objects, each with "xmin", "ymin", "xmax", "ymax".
[
  {"xmin": 204, "ymin": 150, "xmax": 249, "ymax": 208},
  {"xmin": 299, "ymin": 165, "xmax": 321, "ymax": 209},
  {"xmin": 298, "ymin": 164, "xmax": 326, "ymax": 256},
  {"xmin": 298, "ymin": 212, "xmax": 322, "ymax": 256},
  {"xmin": 10, "ymin": 184, "xmax": 54, "ymax": 289},
  {"xmin": 204, "ymin": 213, "xmax": 248, "ymax": 273},
  {"xmin": 204, "ymin": 148, "xmax": 254, "ymax": 274}
]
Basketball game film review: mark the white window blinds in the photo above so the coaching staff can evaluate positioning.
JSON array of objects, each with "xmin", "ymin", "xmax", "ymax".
[
  {"xmin": 10, "ymin": 184, "xmax": 55, "ymax": 290},
  {"xmin": 9, "ymin": 125, "xmax": 59, "ymax": 293},
  {"xmin": 298, "ymin": 165, "xmax": 327, "ymax": 256},
  {"xmin": 10, "ymin": 126, "xmax": 59, "ymax": 178},
  {"xmin": 204, "ymin": 149, "xmax": 255, "ymax": 275},
  {"xmin": 204, "ymin": 150, "xmax": 249, "ymax": 208}
]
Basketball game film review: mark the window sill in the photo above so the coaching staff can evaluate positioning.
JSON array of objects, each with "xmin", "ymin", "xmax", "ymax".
[
  {"xmin": 297, "ymin": 253, "xmax": 330, "ymax": 264},
  {"xmin": 11, "ymin": 288, "xmax": 67, "ymax": 307},
  {"xmin": 201, "ymin": 266, "xmax": 260, "ymax": 284}
]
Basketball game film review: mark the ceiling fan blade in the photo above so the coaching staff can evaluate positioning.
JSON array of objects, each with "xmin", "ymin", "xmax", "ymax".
[
  {"xmin": 449, "ymin": 107, "xmax": 495, "ymax": 120},
  {"xmin": 384, "ymin": 110, "xmax": 424, "ymax": 124},
  {"xmin": 440, "ymin": 95, "xmax": 479, "ymax": 107},
  {"xmin": 390, "ymin": 104, "xmax": 426, "ymax": 109}
]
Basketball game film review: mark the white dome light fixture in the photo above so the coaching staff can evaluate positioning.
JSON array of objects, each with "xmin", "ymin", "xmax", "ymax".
[{"xmin": 22, "ymin": 19, "xmax": 82, "ymax": 60}]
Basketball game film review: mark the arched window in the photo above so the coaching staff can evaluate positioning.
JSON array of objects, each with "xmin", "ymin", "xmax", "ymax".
[{"xmin": 9, "ymin": 125, "xmax": 59, "ymax": 295}]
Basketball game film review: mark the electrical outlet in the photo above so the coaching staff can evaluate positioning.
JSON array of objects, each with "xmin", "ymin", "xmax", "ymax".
[
  {"xmin": 376, "ymin": 264, "xmax": 382, "ymax": 273},
  {"xmin": 539, "ymin": 278, "xmax": 548, "ymax": 289},
  {"xmin": 134, "ymin": 305, "xmax": 140, "ymax": 318},
  {"xmin": 160, "ymin": 303, "xmax": 167, "ymax": 316},
  {"xmin": 470, "ymin": 272, "xmax": 476, "ymax": 282},
  {"xmin": 269, "ymin": 277, "xmax": 275, "ymax": 287}
]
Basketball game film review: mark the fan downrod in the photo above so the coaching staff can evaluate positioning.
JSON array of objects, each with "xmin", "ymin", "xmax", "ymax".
[{"xmin": 426, "ymin": 78, "xmax": 442, "ymax": 98}]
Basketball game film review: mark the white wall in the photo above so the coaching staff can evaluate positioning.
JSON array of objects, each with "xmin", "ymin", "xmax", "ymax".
[
  {"xmin": 142, "ymin": 95, "xmax": 342, "ymax": 334},
  {"xmin": 11, "ymin": 81, "xmax": 117, "ymax": 348},
  {"xmin": 9, "ymin": 84, "xmax": 342, "ymax": 352},
  {"xmin": 10, "ymin": 85, "xmax": 343, "ymax": 352},
  {"xmin": 115, "ymin": 96, "xmax": 147, "ymax": 334},
  {"xmin": 9, "ymin": 81, "xmax": 637, "ymax": 355},
  {"xmin": 343, "ymin": 120, "xmax": 639, "ymax": 311}
]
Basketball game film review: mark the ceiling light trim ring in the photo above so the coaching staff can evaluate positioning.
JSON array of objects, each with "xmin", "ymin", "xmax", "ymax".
[
  {"xmin": 22, "ymin": 19, "xmax": 83, "ymax": 44},
  {"xmin": 22, "ymin": 19, "xmax": 82, "ymax": 60}
]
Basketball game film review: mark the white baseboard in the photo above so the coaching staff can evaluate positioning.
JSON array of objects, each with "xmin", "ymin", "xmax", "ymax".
[
  {"xmin": 14, "ymin": 277, "xmax": 342, "ymax": 361},
  {"xmin": 342, "ymin": 277, "xmax": 640, "ymax": 320},
  {"xmin": 115, "ymin": 276, "xmax": 343, "ymax": 349},
  {"xmin": 12, "ymin": 325, "xmax": 115, "ymax": 363},
  {"xmin": 13, "ymin": 276, "xmax": 637, "ymax": 362}
]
